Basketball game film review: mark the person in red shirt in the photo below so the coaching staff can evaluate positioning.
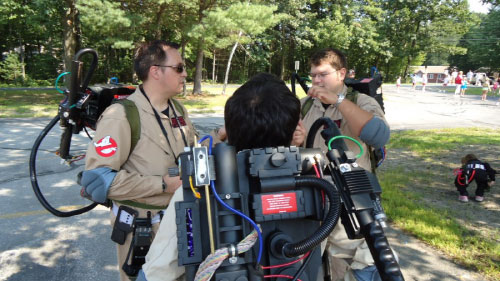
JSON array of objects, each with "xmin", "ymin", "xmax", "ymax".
[{"xmin": 454, "ymin": 71, "xmax": 463, "ymax": 95}]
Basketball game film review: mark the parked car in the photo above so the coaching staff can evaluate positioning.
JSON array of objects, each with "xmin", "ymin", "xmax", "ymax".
[{"xmin": 470, "ymin": 73, "xmax": 487, "ymax": 85}]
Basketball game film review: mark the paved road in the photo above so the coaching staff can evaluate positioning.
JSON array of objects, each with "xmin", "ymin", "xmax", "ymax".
[{"xmin": 0, "ymin": 84, "xmax": 497, "ymax": 281}]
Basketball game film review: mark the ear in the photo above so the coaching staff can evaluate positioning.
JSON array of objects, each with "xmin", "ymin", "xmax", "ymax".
[
  {"xmin": 338, "ymin": 68, "xmax": 347, "ymax": 80},
  {"xmin": 149, "ymin": 66, "xmax": 161, "ymax": 81}
]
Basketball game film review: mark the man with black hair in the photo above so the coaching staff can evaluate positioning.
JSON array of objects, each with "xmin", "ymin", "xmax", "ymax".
[
  {"xmin": 80, "ymin": 40, "xmax": 200, "ymax": 281},
  {"xmin": 225, "ymin": 72, "xmax": 300, "ymax": 151},
  {"xmin": 294, "ymin": 48, "xmax": 390, "ymax": 281},
  {"xmin": 138, "ymin": 72, "xmax": 302, "ymax": 281}
]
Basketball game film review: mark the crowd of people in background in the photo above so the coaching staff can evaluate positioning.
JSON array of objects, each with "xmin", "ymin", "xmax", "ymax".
[{"xmin": 406, "ymin": 69, "xmax": 500, "ymax": 103}]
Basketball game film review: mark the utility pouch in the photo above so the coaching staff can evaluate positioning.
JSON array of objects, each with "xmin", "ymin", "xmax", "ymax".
[
  {"xmin": 111, "ymin": 205, "xmax": 138, "ymax": 245},
  {"xmin": 122, "ymin": 213, "xmax": 153, "ymax": 277}
]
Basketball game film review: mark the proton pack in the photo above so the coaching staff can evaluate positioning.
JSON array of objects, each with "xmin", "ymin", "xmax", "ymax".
[
  {"xmin": 172, "ymin": 120, "xmax": 404, "ymax": 281},
  {"xmin": 30, "ymin": 48, "xmax": 135, "ymax": 217}
]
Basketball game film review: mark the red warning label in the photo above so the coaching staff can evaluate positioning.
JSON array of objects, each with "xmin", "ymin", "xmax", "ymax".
[{"xmin": 261, "ymin": 192, "xmax": 298, "ymax": 215}]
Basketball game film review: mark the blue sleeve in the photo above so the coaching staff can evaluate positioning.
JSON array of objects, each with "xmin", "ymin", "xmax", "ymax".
[
  {"xmin": 359, "ymin": 116, "xmax": 390, "ymax": 149},
  {"xmin": 81, "ymin": 167, "xmax": 117, "ymax": 203}
]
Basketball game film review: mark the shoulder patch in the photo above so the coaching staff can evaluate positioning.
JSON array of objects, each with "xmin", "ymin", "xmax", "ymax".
[{"xmin": 94, "ymin": 136, "xmax": 118, "ymax": 157}]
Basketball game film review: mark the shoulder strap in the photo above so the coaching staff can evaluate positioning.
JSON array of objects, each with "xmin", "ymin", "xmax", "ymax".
[
  {"xmin": 170, "ymin": 98, "xmax": 185, "ymax": 116},
  {"xmin": 345, "ymin": 87, "xmax": 359, "ymax": 104},
  {"xmin": 114, "ymin": 99, "xmax": 141, "ymax": 155},
  {"xmin": 301, "ymin": 97, "xmax": 314, "ymax": 118}
]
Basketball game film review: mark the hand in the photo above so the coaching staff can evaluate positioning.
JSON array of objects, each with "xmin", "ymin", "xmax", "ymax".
[
  {"xmin": 217, "ymin": 126, "xmax": 227, "ymax": 141},
  {"xmin": 291, "ymin": 120, "xmax": 306, "ymax": 147},
  {"xmin": 80, "ymin": 167, "xmax": 117, "ymax": 203},
  {"xmin": 488, "ymin": 181, "xmax": 495, "ymax": 187},
  {"xmin": 163, "ymin": 174, "xmax": 182, "ymax": 193},
  {"xmin": 307, "ymin": 85, "xmax": 338, "ymax": 105}
]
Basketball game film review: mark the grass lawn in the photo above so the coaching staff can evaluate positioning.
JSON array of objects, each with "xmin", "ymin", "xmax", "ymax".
[
  {"xmin": 0, "ymin": 83, "xmax": 308, "ymax": 118},
  {"xmin": 379, "ymin": 128, "xmax": 500, "ymax": 280}
]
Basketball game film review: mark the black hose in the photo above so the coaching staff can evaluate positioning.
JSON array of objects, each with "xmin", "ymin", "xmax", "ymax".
[
  {"xmin": 74, "ymin": 48, "xmax": 98, "ymax": 90},
  {"xmin": 29, "ymin": 115, "xmax": 97, "ymax": 217},
  {"xmin": 281, "ymin": 177, "xmax": 341, "ymax": 257},
  {"xmin": 306, "ymin": 117, "xmax": 348, "ymax": 153}
]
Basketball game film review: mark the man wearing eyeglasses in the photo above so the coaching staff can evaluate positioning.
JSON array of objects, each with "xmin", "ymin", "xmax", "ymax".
[
  {"xmin": 80, "ymin": 40, "xmax": 212, "ymax": 281},
  {"xmin": 293, "ymin": 48, "xmax": 390, "ymax": 281}
]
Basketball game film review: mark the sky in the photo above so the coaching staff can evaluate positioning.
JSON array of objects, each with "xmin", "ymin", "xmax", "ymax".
[{"xmin": 468, "ymin": 0, "xmax": 491, "ymax": 13}]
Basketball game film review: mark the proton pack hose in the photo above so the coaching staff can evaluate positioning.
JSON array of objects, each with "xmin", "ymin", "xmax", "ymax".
[
  {"xmin": 281, "ymin": 176, "xmax": 341, "ymax": 258},
  {"xmin": 306, "ymin": 117, "xmax": 348, "ymax": 154},
  {"xmin": 29, "ymin": 115, "xmax": 97, "ymax": 217}
]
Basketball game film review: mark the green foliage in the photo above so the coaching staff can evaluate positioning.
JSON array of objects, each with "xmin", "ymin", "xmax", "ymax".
[
  {"xmin": 0, "ymin": 53, "xmax": 24, "ymax": 82},
  {"xmin": 449, "ymin": 9, "xmax": 500, "ymax": 72},
  {"xmin": 0, "ymin": 0, "xmax": 497, "ymax": 89}
]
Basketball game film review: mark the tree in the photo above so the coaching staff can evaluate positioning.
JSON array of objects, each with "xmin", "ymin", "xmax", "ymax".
[
  {"xmin": 199, "ymin": 2, "xmax": 280, "ymax": 94},
  {"xmin": 449, "ymin": 9, "xmax": 500, "ymax": 72},
  {"xmin": 0, "ymin": 53, "xmax": 24, "ymax": 82}
]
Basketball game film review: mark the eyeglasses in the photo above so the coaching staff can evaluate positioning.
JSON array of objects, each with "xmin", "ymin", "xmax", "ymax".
[
  {"xmin": 309, "ymin": 69, "xmax": 337, "ymax": 79},
  {"xmin": 153, "ymin": 64, "xmax": 185, "ymax": 73}
]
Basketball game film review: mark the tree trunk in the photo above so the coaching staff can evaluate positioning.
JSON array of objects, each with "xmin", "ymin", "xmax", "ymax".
[
  {"xmin": 212, "ymin": 50, "xmax": 216, "ymax": 83},
  {"xmin": 63, "ymin": 0, "xmax": 80, "ymax": 86},
  {"xmin": 404, "ymin": 24, "xmax": 420, "ymax": 78},
  {"xmin": 193, "ymin": 38, "xmax": 204, "ymax": 95},
  {"xmin": 19, "ymin": 39, "xmax": 25, "ymax": 80},
  {"xmin": 222, "ymin": 31, "xmax": 242, "ymax": 95},
  {"xmin": 280, "ymin": 25, "xmax": 285, "ymax": 80}
]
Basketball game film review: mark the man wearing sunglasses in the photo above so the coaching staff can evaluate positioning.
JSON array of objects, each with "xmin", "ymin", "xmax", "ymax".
[
  {"xmin": 293, "ymin": 48, "xmax": 390, "ymax": 281},
  {"xmin": 80, "ymin": 40, "xmax": 208, "ymax": 281}
]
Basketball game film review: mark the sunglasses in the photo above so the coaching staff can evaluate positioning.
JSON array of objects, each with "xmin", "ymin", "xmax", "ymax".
[{"xmin": 154, "ymin": 64, "xmax": 185, "ymax": 73}]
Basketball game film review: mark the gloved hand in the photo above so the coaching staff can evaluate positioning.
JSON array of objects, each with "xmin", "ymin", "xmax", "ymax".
[{"xmin": 80, "ymin": 167, "xmax": 117, "ymax": 203}]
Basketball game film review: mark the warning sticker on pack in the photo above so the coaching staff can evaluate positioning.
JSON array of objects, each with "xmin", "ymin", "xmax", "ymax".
[{"xmin": 261, "ymin": 192, "xmax": 298, "ymax": 215}]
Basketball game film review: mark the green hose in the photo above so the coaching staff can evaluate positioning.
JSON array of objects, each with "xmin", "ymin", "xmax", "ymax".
[
  {"xmin": 327, "ymin": 136, "xmax": 364, "ymax": 159},
  {"xmin": 55, "ymin": 72, "xmax": 71, "ymax": 94}
]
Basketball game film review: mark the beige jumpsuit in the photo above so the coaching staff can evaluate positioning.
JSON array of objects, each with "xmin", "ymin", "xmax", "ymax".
[
  {"xmin": 85, "ymin": 88, "xmax": 197, "ymax": 281},
  {"xmin": 300, "ymin": 85, "xmax": 389, "ymax": 281}
]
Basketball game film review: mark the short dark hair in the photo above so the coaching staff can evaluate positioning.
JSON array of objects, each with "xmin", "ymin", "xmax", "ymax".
[
  {"xmin": 310, "ymin": 48, "xmax": 347, "ymax": 70},
  {"xmin": 134, "ymin": 40, "xmax": 180, "ymax": 81},
  {"xmin": 224, "ymin": 73, "xmax": 300, "ymax": 152}
]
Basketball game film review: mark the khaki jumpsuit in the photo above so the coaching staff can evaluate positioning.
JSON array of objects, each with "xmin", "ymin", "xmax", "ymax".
[
  {"xmin": 300, "ymin": 85, "xmax": 389, "ymax": 281},
  {"xmin": 85, "ymin": 88, "xmax": 197, "ymax": 281}
]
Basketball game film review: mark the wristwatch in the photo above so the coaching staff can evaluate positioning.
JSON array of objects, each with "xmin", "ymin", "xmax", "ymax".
[
  {"xmin": 335, "ymin": 92, "xmax": 346, "ymax": 107},
  {"xmin": 162, "ymin": 179, "xmax": 167, "ymax": 192}
]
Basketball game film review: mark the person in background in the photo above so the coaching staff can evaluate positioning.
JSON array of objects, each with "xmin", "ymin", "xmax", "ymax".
[
  {"xmin": 481, "ymin": 78, "xmax": 491, "ymax": 101},
  {"xmin": 455, "ymin": 154, "xmax": 495, "ymax": 202},
  {"xmin": 454, "ymin": 71, "xmax": 463, "ymax": 96},
  {"xmin": 451, "ymin": 69, "xmax": 458, "ymax": 85},
  {"xmin": 411, "ymin": 74, "xmax": 417, "ymax": 91},
  {"xmin": 460, "ymin": 76, "xmax": 467, "ymax": 97},
  {"xmin": 466, "ymin": 70, "xmax": 473, "ymax": 82},
  {"xmin": 348, "ymin": 69, "xmax": 356, "ymax": 79},
  {"xmin": 441, "ymin": 74, "xmax": 450, "ymax": 93},
  {"xmin": 396, "ymin": 76, "xmax": 401, "ymax": 93},
  {"xmin": 494, "ymin": 78, "xmax": 500, "ymax": 106},
  {"xmin": 421, "ymin": 73, "xmax": 427, "ymax": 92}
]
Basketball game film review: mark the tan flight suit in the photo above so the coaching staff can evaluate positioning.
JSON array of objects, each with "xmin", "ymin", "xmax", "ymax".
[
  {"xmin": 85, "ymin": 87, "xmax": 197, "ymax": 281},
  {"xmin": 301, "ymin": 84, "xmax": 388, "ymax": 281}
]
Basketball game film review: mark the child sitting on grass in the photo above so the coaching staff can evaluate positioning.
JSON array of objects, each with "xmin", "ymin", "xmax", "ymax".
[{"xmin": 454, "ymin": 154, "xmax": 496, "ymax": 202}]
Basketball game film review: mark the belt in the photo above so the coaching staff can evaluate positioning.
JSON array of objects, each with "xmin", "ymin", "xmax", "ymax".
[{"xmin": 112, "ymin": 202, "xmax": 165, "ymax": 225}]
